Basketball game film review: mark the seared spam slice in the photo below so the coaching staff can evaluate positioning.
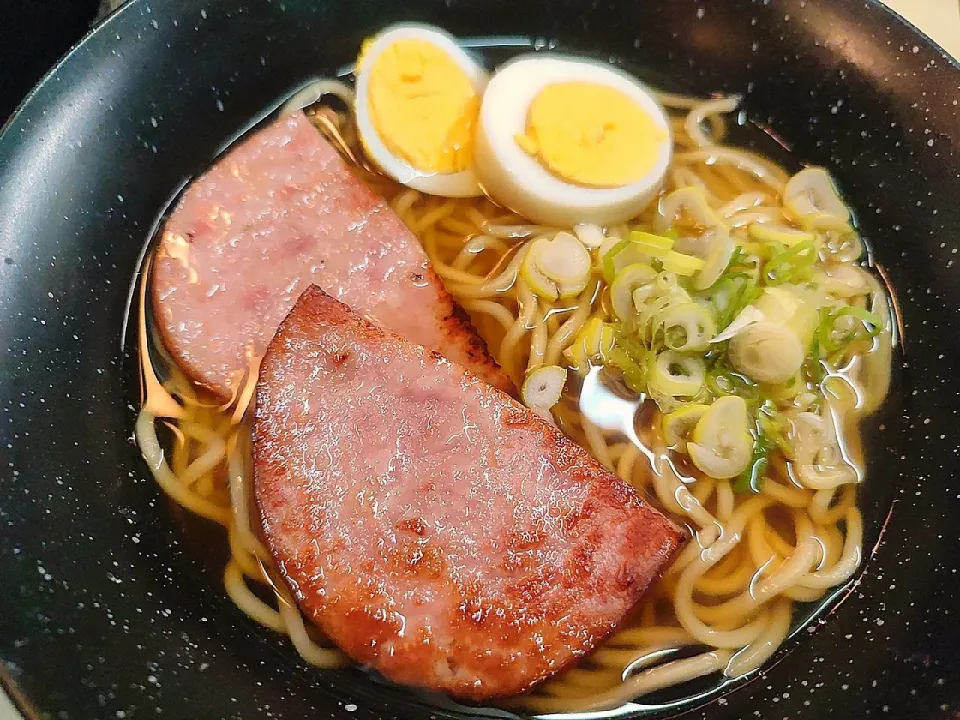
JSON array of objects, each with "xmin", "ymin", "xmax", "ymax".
[
  {"xmin": 253, "ymin": 286, "xmax": 685, "ymax": 701},
  {"xmin": 152, "ymin": 112, "xmax": 509, "ymax": 399}
]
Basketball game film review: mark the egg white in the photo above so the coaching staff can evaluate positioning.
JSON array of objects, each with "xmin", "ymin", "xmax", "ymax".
[
  {"xmin": 475, "ymin": 55, "xmax": 673, "ymax": 227},
  {"xmin": 354, "ymin": 23, "xmax": 488, "ymax": 198}
]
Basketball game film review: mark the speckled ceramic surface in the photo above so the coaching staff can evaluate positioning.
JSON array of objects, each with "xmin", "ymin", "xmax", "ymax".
[{"xmin": 1, "ymin": 0, "xmax": 958, "ymax": 718}]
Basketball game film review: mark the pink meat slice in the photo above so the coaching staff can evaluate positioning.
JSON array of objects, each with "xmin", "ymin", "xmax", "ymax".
[
  {"xmin": 253, "ymin": 286, "xmax": 685, "ymax": 701},
  {"xmin": 151, "ymin": 112, "xmax": 510, "ymax": 399}
]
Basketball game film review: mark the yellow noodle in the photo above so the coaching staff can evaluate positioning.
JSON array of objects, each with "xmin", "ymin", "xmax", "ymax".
[
  {"xmin": 725, "ymin": 598, "xmax": 792, "ymax": 676},
  {"xmin": 450, "ymin": 235, "xmax": 511, "ymax": 270},
  {"xmin": 438, "ymin": 214, "xmax": 481, "ymax": 237},
  {"xmin": 498, "ymin": 277, "xmax": 538, "ymax": 384},
  {"xmin": 527, "ymin": 308, "xmax": 550, "ymax": 372},
  {"xmin": 765, "ymin": 518, "xmax": 802, "ymax": 559},
  {"xmin": 548, "ymin": 667, "xmax": 620, "ymax": 692},
  {"xmin": 729, "ymin": 207, "xmax": 786, "ymax": 227},
  {"xmin": 228, "ymin": 525, "xmax": 263, "ymax": 579},
  {"xmin": 583, "ymin": 417, "xmax": 615, "ymax": 470},
  {"xmin": 175, "ymin": 421, "xmax": 226, "ymax": 487},
  {"xmin": 223, "ymin": 560, "xmax": 284, "ymax": 632},
  {"xmin": 685, "ymin": 96, "xmax": 741, "ymax": 147},
  {"xmin": 135, "ymin": 412, "xmax": 231, "ymax": 526},
  {"xmin": 748, "ymin": 512, "xmax": 781, "ymax": 568},
  {"xmin": 718, "ymin": 191, "xmax": 768, "ymax": 217},
  {"xmin": 441, "ymin": 245, "xmax": 528, "ymax": 299},
  {"xmin": 527, "ymin": 649, "xmax": 735, "ymax": 713},
  {"xmin": 671, "ymin": 166, "xmax": 721, "ymax": 202},
  {"xmin": 279, "ymin": 603, "xmax": 345, "ymax": 668},
  {"xmin": 762, "ymin": 474, "xmax": 813, "ymax": 508},
  {"xmin": 715, "ymin": 480, "xmax": 736, "ymax": 522},
  {"xmin": 798, "ymin": 508, "xmax": 862, "ymax": 590},
  {"xmin": 675, "ymin": 148, "xmax": 789, "ymax": 192},
  {"xmin": 460, "ymin": 299, "xmax": 516, "ymax": 333},
  {"xmin": 543, "ymin": 281, "xmax": 600, "ymax": 365},
  {"xmin": 694, "ymin": 542, "xmax": 757, "ymax": 596}
]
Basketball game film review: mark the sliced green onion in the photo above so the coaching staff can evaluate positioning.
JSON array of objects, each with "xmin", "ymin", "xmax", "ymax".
[
  {"xmin": 803, "ymin": 335, "xmax": 827, "ymax": 386},
  {"xmin": 757, "ymin": 400, "xmax": 791, "ymax": 454},
  {"xmin": 564, "ymin": 318, "xmax": 616, "ymax": 375},
  {"xmin": 655, "ymin": 271, "xmax": 684, "ymax": 294},
  {"xmin": 535, "ymin": 231, "xmax": 591, "ymax": 283},
  {"xmin": 582, "ymin": 318, "xmax": 616, "ymax": 358},
  {"xmin": 711, "ymin": 306, "xmax": 765, "ymax": 343},
  {"xmin": 632, "ymin": 284, "xmax": 657, "ymax": 310},
  {"xmin": 688, "ymin": 396, "xmax": 754, "ymax": 479},
  {"xmin": 521, "ymin": 365, "xmax": 567, "ymax": 410},
  {"xmin": 816, "ymin": 265, "xmax": 870, "ymax": 298},
  {"xmin": 754, "ymin": 287, "xmax": 801, "ymax": 322},
  {"xmin": 784, "ymin": 167, "xmax": 851, "ymax": 231},
  {"xmin": 521, "ymin": 231, "xmax": 592, "ymax": 300},
  {"xmin": 596, "ymin": 235, "xmax": 622, "ymax": 261},
  {"xmin": 836, "ymin": 305, "xmax": 883, "ymax": 335},
  {"xmin": 658, "ymin": 303, "xmax": 717, "ymax": 352},
  {"xmin": 763, "ymin": 239, "xmax": 817, "ymax": 285},
  {"xmin": 733, "ymin": 402, "xmax": 783, "ymax": 493},
  {"xmin": 634, "ymin": 293, "xmax": 675, "ymax": 345},
  {"xmin": 655, "ymin": 186, "xmax": 725, "ymax": 233},
  {"xmin": 662, "ymin": 404, "xmax": 710, "ymax": 452},
  {"xmin": 765, "ymin": 370, "xmax": 806, "ymax": 402},
  {"xmin": 732, "ymin": 454, "xmax": 767, "ymax": 493},
  {"xmin": 714, "ymin": 277, "xmax": 763, "ymax": 331},
  {"xmin": 628, "ymin": 230, "xmax": 675, "ymax": 258},
  {"xmin": 692, "ymin": 226, "xmax": 735, "ymax": 291},
  {"xmin": 563, "ymin": 340, "xmax": 589, "ymax": 377},
  {"xmin": 573, "ymin": 223, "xmax": 605, "ymax": 249},
  {"xmin": 608, "ymin": 330, "xmax": 651, "ymax": 394},
  {"xmin": 632, "ymin": 273, "xmax": 694, "ymax": 347},
  {"xmin": 519, "ymin": 257, "xmax": 557, "ymax": 299},
  {"xmin": 661, "ymin": 250, "xmax": 706, "ymax": 276},
  {"xmin": 607, "ymin": 324, "xmax": 653, "ymax": 393},
  {"xmin": 602, "ymin": 237, "xmax": 653, "ymax": 283},
  {"xmin": 649, "ymin": 351, "xmax": 705, "ymax": 397},
  {"xmin": 815, "ymin": 304, "xmax": 883, "ymax": 356},
  {"xmin": 608, "ymin": 350, "xmax": 646, "ymax": 393},
  {"xmin": 705, "ymin": 364, "xmax": 759, "ymax": 401},
  {"xmin": 610, "ymin": 262, "xmax": 657, "ymax": 320},
  {"xmin": 754, "ymin": 287, "xmax": 819, "ymax": 347},
  {"xmin": 748, "ymin": 223, "xmax": 815, "ymax": 247}
]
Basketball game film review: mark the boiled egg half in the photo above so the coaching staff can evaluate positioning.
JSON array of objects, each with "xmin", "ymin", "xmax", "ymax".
[
  {"xmin": 355, "ymin": 24, "xmax": 487, "ymax": 197},
  {"xmin": 475, "ymin": 55, "xmax": 672, "ymax": 226}
]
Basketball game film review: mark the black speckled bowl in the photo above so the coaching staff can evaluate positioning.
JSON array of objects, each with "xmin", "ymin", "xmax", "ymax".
[{"xmin": 1, "ymin": 0, "xmax": 958, "ymax": 718}]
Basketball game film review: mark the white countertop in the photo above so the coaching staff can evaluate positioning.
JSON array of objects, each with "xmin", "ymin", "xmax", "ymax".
[
  {"xmin": 1, "ymin": 1, "xmax": 957, "ymax": 718},
  {"xmin": 883, "ymin": 0, "xmax": 960, "ymax": 58}
]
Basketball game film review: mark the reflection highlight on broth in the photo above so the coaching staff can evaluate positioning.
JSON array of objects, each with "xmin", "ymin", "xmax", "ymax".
[{"xmin": 135, "ymin": 23, "xmax": 893, "ymax": 715}]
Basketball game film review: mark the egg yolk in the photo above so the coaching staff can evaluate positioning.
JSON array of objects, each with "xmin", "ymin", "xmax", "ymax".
[
  {"xmin": 367, "ymin": 40, "xmax": 478, "ymax": 174},
  {"xmin": 515, "ymin": 82, "xmax": 666, "ymax": 188}
]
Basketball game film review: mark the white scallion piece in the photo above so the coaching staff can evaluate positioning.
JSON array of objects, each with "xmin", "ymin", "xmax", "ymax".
[
  {"xmin": 688, "ymin": 396, "xmax": 753, "ymax": 479},
  {"xmin": 520, "ymin": 231, "xmax": 592, "ymax": 300},
  {"xmin": 573, "ymin": 223, "xmax": 606, "ymax": 249},
  {"xmin": 521, "ymin": 365, "xmax": 567, "ymax": 411}
]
